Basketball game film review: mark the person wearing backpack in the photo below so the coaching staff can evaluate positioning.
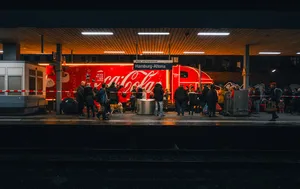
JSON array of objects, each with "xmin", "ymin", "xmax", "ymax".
[
  {"xmin": 96, "ymin": 83, "xmax": 109, "ymax": 120},
  {"xmin": 269, "ymin": 82, "xmax": 282, "ymax": 121}
]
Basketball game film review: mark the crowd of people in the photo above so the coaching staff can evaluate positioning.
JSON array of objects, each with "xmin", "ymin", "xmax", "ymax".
[{"xmin": 74, "ymin": 80, "xmax": 300, "ymax": 121}]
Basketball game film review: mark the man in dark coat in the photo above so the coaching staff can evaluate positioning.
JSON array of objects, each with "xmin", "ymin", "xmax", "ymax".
[
  {"xmin": 96, "ymin": 83, "xmax": 109, "ymax": 120},
  {"xmin": 269, "ymin": 82, "xmax": 281, "ymax": 121},
  {"xmin": 174, "ymin": 84, "xmax": 188, "ymax": 116},
  {"xmin": 153, "ymin": 82, "xmax": 164, "ymax": 117},
  {"xmin": 76, "ymin": 81, "xmax": 86, "ymax": 117},
  {"xmin": 207, "ymin": 84, "xmax": 218, "ymax": 117},
  {"xmin": 107, "ymin": 82, "xmax": 118, "ymax": 105},
  {"xmin": 84, "ymin": 83, "xmax": 95, "ymax": 118}
]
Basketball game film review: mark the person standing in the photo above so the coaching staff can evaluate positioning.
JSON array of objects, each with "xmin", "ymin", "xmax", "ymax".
[
  {"xmin": 130, "ymin": 86, "xmax": 137, "ymax": 113},
  {"xmin": 269, "ymin": 82, "xmax": 281, "ymax": 121},
  {"xmin": 84, "ymin": 83, "xmax": 95, "ymax": 118},
  {"xmin": 96, "ymin": 83, "xmax": 109, "ymax": 120},
  {"xmin": 117, "ymin": 85, "xmax": 128, "ymax": 113},
  {"xmin": 174, "ymin": 85, "xmax": 188, "ymax": 116},
  {"xmin": 188, "ymin": 87, "xmax": 197, "ymax": 115},
  {"xmin": 207, "ymin": 84, "xmax": 218, "ymax": 117},
  {"xmin": 76, "ymin": 81, "xmax": 86, "ymax": 117},
  {"xmin": 153, "ymin": 82, "xmax": 164, "ymax": 117},
  {"xmin": 163, "ymin": 89, "xmax": 170, "ymax": 112},
  {"xmin": 253, "ymin": 87, "xmax": 261, "ymax": 114}
]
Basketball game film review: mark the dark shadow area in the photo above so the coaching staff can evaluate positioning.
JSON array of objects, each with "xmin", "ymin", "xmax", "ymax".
[{"xmin": 0, "ymin": 124, "xmax": 299, "ymax": 188}]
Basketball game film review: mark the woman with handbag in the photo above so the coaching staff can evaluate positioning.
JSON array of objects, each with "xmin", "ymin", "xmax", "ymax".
[{"xmin": 96, "ymin": 83, "xmax": 109, "ymax": 120}]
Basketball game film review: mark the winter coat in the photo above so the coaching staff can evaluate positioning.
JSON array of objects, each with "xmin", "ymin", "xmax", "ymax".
[
  {"xmin": 153, "ymin": 84, "xmax": 164, "ymax": 101},
  {"xmin": 207, "ymin": 89, "xmax": 218, "ymax": 108},
  {"xmin": 118, "ymin": 87, "xmax": 128, "ymax": 103},
  {"xmin": 76, "ymin": 85, "xmax": 85, "ymax": 103},
  {"xmin": 175, "ymin": 86, "xmax": 188, "ymax": 102},
  {"xmin": 84, "ymin": 86, "xmax": 95, "ymax": 106}
]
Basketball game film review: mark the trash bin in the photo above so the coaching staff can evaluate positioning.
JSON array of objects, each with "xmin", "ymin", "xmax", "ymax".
[{"xmin": 136, "ymin": 99, "xmax": 155, "ymax": 115}]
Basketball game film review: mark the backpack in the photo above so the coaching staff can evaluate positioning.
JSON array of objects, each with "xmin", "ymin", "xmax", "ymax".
[{"xmin": 275, "ymin": 88, "xmax": 283, "ymax": 99}]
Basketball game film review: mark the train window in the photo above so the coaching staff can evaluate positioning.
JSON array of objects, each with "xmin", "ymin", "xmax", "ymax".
[
  {"xmin": 0, "ymin": 76, "xmax": 4, "ymax": 95},
  {"xmin": 29, "ymin": 77, "xmax": 36, "ymax": 95},
  {"xmin": 29, "ymin": 69, "xmax": 36, "ymax": 95},
  {"xmin": 180, "ymin": 71, "xmax": 188, "ymax": 78},
  {"xmin": 29, "ymin": 69, "xmax": 35, "ymax": 76},
  {"xmin": 37, "ymin": 71, "xmax": 43, "ymax": 77},
  {"xmin": 37, "ymin": 78, "xmax": 43, "ymax": 95},
  {"xmin": 8, "ymin": 76, "xmax": 21, "ymax": 95},
  {"xmin": 37, "ymin": 71, "xmax": 43, "ymax": 95}
]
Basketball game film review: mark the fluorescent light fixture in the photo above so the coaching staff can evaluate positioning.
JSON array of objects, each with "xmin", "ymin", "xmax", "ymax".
[
  {"xmin": 81, "ymin": 32, "xmax": 113, "ymax": 35},
  {"xmin": 38, "ymin": 63, "xmax": 50, "ymax": 66},
  {"xmin": 142, "ymin": 51, "xmax": 164, "ymax": 54},
  {"xmin": 259, "ymin": 52, "xmax": 281, "ymax": 55},
  {"xmin": 183, "ymin": 51, "xmax": 205, "ymax": 54},
  {"xmin": 272, "ymin": 69, "xmax": 276, "ymax": 73},
  {"xmin": 138, "ymin": 32, "xmax": 170, "ymax": 35},
  {"xmin": 198, "ymin": 32, "xmax": 230, "ymax": 36},
  {"xmin": 297, "ymin": 52, "xmax": 300, "ymax": 55},
  {"xmin": 104, "ymin": 51, "xmax": 125, "ymax": 54},
  {"xmin": 0, "ymin": 50, "xmax": 3, "ymax": 53}
]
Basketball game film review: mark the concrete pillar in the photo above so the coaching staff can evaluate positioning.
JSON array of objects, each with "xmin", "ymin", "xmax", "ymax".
[
  {"xmin": 2, "ymin": 43, "xmax": 20, "ymax": 60},
  {"xmin": 243, "ymin": 44, "xmax": 250, "ymax": 89},
  {"xmin": 56, "ymin": 44, "xmax": 62, "ymax": 115}
]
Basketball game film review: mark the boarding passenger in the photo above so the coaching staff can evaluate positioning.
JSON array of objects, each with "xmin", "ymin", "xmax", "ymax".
[{"xmin": 76, "ymin": 81, "xmax": 86, "ymax": 117}]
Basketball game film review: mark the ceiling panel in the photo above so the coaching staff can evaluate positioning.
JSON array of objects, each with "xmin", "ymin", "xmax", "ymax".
[{"xmin": 0, "ymin": 28, "xmax": 300, "ymax": 55}]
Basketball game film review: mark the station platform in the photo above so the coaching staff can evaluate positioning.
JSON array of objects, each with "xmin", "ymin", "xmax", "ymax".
[{"xmin": 0, "ymin": 112, "xmax": 300, "ymax": 126}]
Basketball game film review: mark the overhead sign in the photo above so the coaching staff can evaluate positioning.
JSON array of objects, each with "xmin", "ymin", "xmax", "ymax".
[
  {"xmin": 134, "ymin": 60, "xmax": 173, "ymax": 63},
  {"xmin": 133, "ymin": 59, "xmax": 173, "ymax": 70},
  {"xmin": 134, "ymin": 63, "xmax": 173, "ymax": 70}
]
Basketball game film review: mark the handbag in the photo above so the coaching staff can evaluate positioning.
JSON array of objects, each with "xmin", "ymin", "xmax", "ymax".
[{"xmin": 265, "ymin": 101, "xmax": 277, "ymax": 112}]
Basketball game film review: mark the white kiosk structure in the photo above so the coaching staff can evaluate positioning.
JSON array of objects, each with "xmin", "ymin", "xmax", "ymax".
[{"xmin": 0, "ymin": 61, "xmax": 47, "ymax": 115}]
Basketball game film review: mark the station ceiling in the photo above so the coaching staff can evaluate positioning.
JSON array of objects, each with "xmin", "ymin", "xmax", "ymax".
[{"xmin": 1, "ymin": 28, "xmax": 300, "ymax": 56}]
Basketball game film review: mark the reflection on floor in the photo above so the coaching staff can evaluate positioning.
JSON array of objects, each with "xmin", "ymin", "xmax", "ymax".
[{"xmin": 0, "ymin": 112, "xmax": 300, "ymax": 126}]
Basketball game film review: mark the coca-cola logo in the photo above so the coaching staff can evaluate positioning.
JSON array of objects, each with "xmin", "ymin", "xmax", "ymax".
[{"xmin": 93, "ymin": 70, "xmax": 160, "ymax": 92}]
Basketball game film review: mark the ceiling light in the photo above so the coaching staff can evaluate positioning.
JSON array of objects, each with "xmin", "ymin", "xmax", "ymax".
[
  {"xmin": 0, "ymin": 50, "xmax": 3, "ymax": 53},
  {"xmin": 198, "ymin": 32, "xmax": 230, "ymax": 36},
  {"xmin": 138, "ymin": 32, "xmax": 170, "ymax": 35},
  {"xmin": 272, "ymin": 69, "xmax": 276, "ymax": 73},
  {"xmin": 104, "ymin": 51, "xmax": 125, "ymax": 54},
  {"xmin": 142, "ymin": 51, "xmax": 164, "ymax": 54},
  {"xmin": 259, "ymin": 52, "xmax": 281, "ymax": 55},
  {"xmin": 81, "ymin": 32, "xmax": 113, "ymax": 35},
  {"xmin": 296, "ymin": 52, "xmax": 300, "ymax": 55},
  {"xmin": 183, "ymin": 51, "xmax": 205, "ymax": 54}
]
